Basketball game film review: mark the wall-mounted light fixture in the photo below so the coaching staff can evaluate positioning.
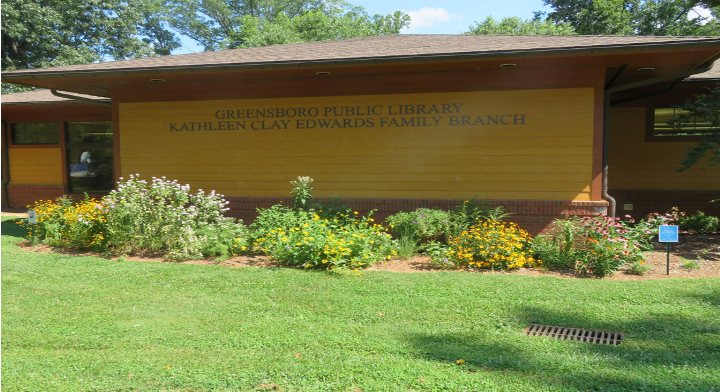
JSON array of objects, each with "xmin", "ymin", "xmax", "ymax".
[
  {"xmin": 316, "ymin": 71, "xmax": 331, "ymax": 75},
  {"xmin": 638, "ymin": 67, "xmax": 655, "ymax": 71},
  {"xmin": 150, "ymin": 78, "xmax": 165, "ymax": 82},
  {"xmin": 500, "ymin": 63, "xmax": 516, "ymax": 67}
]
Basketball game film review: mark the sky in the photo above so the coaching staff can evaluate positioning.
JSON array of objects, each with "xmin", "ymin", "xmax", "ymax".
[{"xmin": 174, "ymin": 0, "xmax": 552, "ymax": 54}]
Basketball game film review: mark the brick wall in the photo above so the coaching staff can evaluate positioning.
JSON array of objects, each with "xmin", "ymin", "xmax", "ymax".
[
  {"xmin": 611, "ymin": 189, "xmax": 720, "ymax": 220},
  {"xmin": 7, "ymin": 185, "xmax": 107, "ymax": 209},
  {"xmin": 6, "ymin": 186, "xmax": 610, "ymax": 235},
  {"xmin": 7, "ymin": 185, "xmax": 65, "ymax": 209},
  {"xmin": 228, "ymin": 196, "xmax": 609, "ymax": 235}
]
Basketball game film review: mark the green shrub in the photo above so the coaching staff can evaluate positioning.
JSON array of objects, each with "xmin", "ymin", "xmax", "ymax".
[
  {"xmin": 627, "ymin": 260, "xmax": 652, "ymax": 275},
  {"xmin": 445, "ymin": 218, "xmax": 536, "ymax": 270},
  {"xmin": 422, "ymin": 242, "xmax": 455, "ymax": 269},
  {"xmin": 100, "ymin": 175, "xmax": 243, "ymax": 260},
  {"xmin": 384, "ymin": 200, "xmax": 512, "ymax": 248},
  {"xmin": 250, "ymin": 205, "xmax": 397, "ymax": 270},
  {"xmin": 679, "ymin": 211, "xmax": 719, "ymax": 234},
  {"xmin": 385, "ymin": 208, "xmax": 452, "ymax": 245},
  {"xmin": 21, "ymin": 195, "xmax": 109, "ymax": 252},
  {"xmin": 532, "ymin": 215, "xmax": 646, "ymax": 277}
]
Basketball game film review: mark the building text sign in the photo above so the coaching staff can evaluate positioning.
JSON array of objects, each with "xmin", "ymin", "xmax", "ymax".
[{"xmin": 168, "ymin": 102, "xmax": 527, "ymax": 132}]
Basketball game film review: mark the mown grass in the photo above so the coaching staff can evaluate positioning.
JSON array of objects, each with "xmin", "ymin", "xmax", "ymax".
[{"xmin": 2, "ymin": 216, "xmax": 719, "ymax": 391}]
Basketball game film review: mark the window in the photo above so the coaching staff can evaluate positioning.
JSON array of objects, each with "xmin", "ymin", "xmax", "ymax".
[
  {"xmin": 652, "ymin": 108, "xmax": 719, "ymax": 138},
  {"xmin": 65, "ymin": 121, "xmax": 114, "ymax": 192},
  {"xmin": 11, "ymin": 122, "xmax": 60, "ymax": 144}
]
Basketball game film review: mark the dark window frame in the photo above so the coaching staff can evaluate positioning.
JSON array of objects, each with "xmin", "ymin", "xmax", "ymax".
[
  {"xmin": 10, "ymin": 122, "xmax": 61, "ymax": 145},
  {"xmin": 645, "ymin": 107, "xmax": 719, "ymax": 143},
  {"xmin": 64, "ymin": 120, "xmax": 114, "ymax": 194}
]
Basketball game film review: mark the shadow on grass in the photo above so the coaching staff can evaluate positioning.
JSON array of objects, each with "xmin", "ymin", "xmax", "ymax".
[
  {"xmin": 408, "ymin": 306, "xmax": 720, "ymax": 391},
  {"xmin": 1, "ymin": 217, "xmax": 28, "ymax": 239}
]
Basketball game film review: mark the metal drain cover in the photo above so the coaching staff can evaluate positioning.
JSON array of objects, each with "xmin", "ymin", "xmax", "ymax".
[{"xmin": 524, "ymin": 324, "xmax": 623, "ymax": 345}]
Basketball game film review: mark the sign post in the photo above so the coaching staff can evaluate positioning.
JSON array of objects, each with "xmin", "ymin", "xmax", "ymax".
[{"xmin": 658, "ymin": 225, "xmax": 679, "ymax": 275}]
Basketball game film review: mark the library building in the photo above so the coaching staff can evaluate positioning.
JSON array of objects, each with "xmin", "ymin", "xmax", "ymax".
[{"xmin": 2, "ymin": 35, "xmax": 719, "ymax": 233}]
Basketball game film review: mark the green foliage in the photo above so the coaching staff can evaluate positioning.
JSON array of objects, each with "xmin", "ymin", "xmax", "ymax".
[
  {"xmin": 682, "ymin": 258, "xmax": 701, "ymax": 269},
  {"xmin": 446, "ymin": 219, "xmax": 536, "ymax": 270},
  {"xmin": 20, "ymin": 195, "xmax": 109, "ymax": 252},
  {"xmin": 673, "ymin": 86, "xmax": 720, "ymax": 172},
  {"xmin": 22, "ymin": 175, "xmax": 247, "ymax": 261},
  {"xmin": 385, "ymin": 208, "xmax": 453, "ymax": 245},
  {"xmin": 422, "ymin": 241, "xmax": 456, "ymax": 269},
  {"xmin": 224, "ymin": 9, "xmax": 409, "ymax": 49},
  {"xmin": 289, "ymin": 176, "xmax": 314, "ymax": 210},
  {"xmin": 165, "ymin": 0, "xmax": 409, "ymax": 51},
  {"xmin": 533, "ymin": 215, "xmax": 656, "ymax": 276},
  {"xmin": 466, "ymin": 16, "xmax": 575, "ymax": 35},
  {"xmin": 250, "ymin": 205, "xmax": 397, "ymax": 270},
  {"xmin": 627, "ymin": 260, "xmax": 652, "ymax": 275},
  {"xmin": 1, "ymin": 0, "xmax": 179, "ymax": 92},
  {"xmin": 541, "ymin": 0, "xmax": 720, "ymax": 36},
  {"xmin": 679, "ymin": 211, "xmax": 720, "ymax": 234},
  {"xmin": 449, "ymin": 199, "xmax": 512, "ymax": 238}
]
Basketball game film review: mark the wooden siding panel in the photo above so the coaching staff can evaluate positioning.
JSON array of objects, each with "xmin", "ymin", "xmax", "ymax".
[
  {"xmin": 9, "ymin": 148, "xmax": 64, "ymax": 185},
  {"xmin": 609, "ymin": 107, "xmax": 720, "ymax": 191},
  {"xmin": 120, "ymin": 88, "xmax": 595, "ymax": 201}
]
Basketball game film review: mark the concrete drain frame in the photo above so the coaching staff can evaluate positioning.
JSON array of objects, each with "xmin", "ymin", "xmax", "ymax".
[{"xmin": 524, "ymin": 324, "xmax": 623, "ymax": 345}]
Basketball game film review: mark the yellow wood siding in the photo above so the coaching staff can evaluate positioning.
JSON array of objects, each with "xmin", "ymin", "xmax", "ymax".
[
  {"xmin": 609, "ymin": 107, "xmax": 720, "ymax": 190},
  {"xmin": 9, "ymin": 148, "xmax": 64, "ymax": 185},
  {"xmin": 120, "ymin": 89, "xmax": 595, "ymax": 200}
]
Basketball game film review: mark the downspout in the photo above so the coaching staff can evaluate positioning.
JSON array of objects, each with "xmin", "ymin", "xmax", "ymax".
[
  {"xmin": 602, "ymin": 55, "xmax": 720, "ymax": 218},
  {"xmin": 50, "ymin": 90, "xmax": 111, "ymax": 107},
  {"xmin": 1, "ymin": 121, "xmax": 10, "ymax": 209}
]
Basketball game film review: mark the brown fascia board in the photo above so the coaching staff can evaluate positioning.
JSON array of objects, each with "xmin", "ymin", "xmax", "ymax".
[{"xmin": 3, "ymin": 39, "xmax": 720, "ymax": 82}]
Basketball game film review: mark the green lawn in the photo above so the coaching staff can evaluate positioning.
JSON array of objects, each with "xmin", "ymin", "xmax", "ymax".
[{"xmin": 2, "ymin": 216, "xmax": 720, "ymax": 392}]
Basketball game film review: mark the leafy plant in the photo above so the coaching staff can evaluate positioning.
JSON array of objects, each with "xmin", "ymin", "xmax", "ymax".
[
  {"xmin": 385, "ymin": 208, "xmax": 452, "ymax": 245},
  {"xmin": 681, "ymin": 259, "xmax": 701, "ymax": 270},
  {"xmin": 533, "ymin": 215, "xmax": 648, "ymax": 277},
  {"xmin": 627, "ymin": 260, "xmax": 652, "ymax": 275},
  {"xmin": 250, "ymin": 205, "xmax": 397, "ymax": 270},
  {"xmin": 445, "ymin": 218, "xmax": 536, "ymax": 270},
  {"xmin": 679, "ymin": 211, "xmax": 719, "ymax": 234},
  {"xmin": 289, "ymin": 176, "xmax": 314, "ymax": 210},
  {"xmin": 422, "ymin": 241, "xmax": 455, "ymax": 269}
]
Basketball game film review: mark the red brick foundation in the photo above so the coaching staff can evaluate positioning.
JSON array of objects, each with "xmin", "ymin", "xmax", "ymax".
[
  {"xmin": 611, "ymin": 189, "xmax": 720, "ymax": 220},
  {"xmin": 228, "ymin": 196, "xmax": 609, "ymax": 235},
  {"xmin": 6, "ymin": 184, "xmax": 108, "ymax": 209},
  {"xmin": 5, "ymin": 186, "xmax": 610, "ymax": 235},
  {"xmin": 7, "ymin": 185, "xmax": 65, "ymax": 209}
]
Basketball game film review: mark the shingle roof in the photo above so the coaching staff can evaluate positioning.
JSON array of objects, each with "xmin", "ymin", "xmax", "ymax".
[
  {"xmin": 3, "ymin": 34, "xmax": 719, "ymax": 78},
  {"xmin": 1, "ymin": 89, "xmax": 108, "ymax": 105},
  {"xmin": 688, "ymin": 61, "xmax": 720, "ymax": 80}
]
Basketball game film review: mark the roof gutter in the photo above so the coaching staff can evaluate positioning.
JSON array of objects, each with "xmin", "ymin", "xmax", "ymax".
[
  {"xmin": 3, "ymin": 40, "xmax": 720, "ymax": 81},
  {"xmin": 50, "ymin": 89, "xmax": 111, "ymax": 107},
  {"xmin": 602, "ymin": 54, "xmax": 720, "ymax": 219},
  {"xmin": 0, "ymin": 120, "xmax": 10, "ymax": 208}
]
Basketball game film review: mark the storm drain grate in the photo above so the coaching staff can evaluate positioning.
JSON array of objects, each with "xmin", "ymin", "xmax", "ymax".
[{"xmin": 524, "ymin": 324, "xmax": 623, "ymax": 345}]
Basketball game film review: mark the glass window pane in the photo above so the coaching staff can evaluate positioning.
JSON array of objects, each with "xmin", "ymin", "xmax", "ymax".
[
  {"xmin": 653, "ymin": 108, "xmax": 718, "ymax": 137},
  {"xmin": 67, "ymin": 147, "xmax": 114, "ymax": 192},
  {"xmin": 10, "ymin": 122, "xmax": 59, "ymax": 144},
  {"xmin": 67, "ymin": 121, "xmax": 113, "ymax": 144}
]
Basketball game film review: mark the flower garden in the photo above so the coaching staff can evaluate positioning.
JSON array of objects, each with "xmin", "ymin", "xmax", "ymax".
[{"xmin": 18, "ymin": 175, "xmax": 712, "ymax": 277}]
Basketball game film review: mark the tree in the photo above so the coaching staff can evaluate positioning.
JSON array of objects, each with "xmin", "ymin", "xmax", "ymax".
[
  {"xmin": 673, "ymin": 86, "xmax": 720, "ymax": 171},
  {"xmin": 165, "ymin": 0, "xmax": 408, "ymax": 51},
  {"xmin": 1, "ymin": 0, "xmax": 180, "ymax": 93},
  {"xmin": 542, "ymin": 0, "xmax": 720, "ymax": 35},
  {"xmin": 466, "ymin": 16, "xmax": 575, "ymax": 35},
  {"xmin": 224, "ymin": 10, "xmax": 408, "ymax": 48}
]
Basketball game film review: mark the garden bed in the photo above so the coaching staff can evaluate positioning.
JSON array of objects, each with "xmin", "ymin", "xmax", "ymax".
[{"xmin": 13, "ymin": 227, "xmax": 719, "ymax": 280}]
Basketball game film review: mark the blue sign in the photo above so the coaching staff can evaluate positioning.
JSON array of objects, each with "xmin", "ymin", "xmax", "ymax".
[{"xmin": 658, "ymin": 225, "xmax": 679, "ymax": 243}]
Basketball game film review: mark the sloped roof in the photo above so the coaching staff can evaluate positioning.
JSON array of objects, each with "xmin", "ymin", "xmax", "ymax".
[
  {"xmin": 687, "ymin": 61, "xmax": 720, "ymax": 80},
  {"xmin": 3, "ymin": 34, "xmax": 720, "ymax": 78},
  {"xmin": 1, "ymin": 89, "xmax": 108, "ymax": 105}
]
